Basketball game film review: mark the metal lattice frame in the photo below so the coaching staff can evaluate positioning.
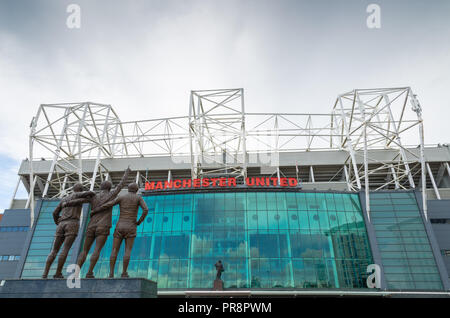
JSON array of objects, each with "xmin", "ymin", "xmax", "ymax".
[
  {"xmin": 27, "ymin": 102, "xmax": 123, "ymax": 224},
  {"xmin": 331, "ymin": 87, "xmax": 425, "ymax": 219},
  {"xmin": 25, "ymin": 87, "xmax": 429, "ymax": 225},
  {"xmin": 189, "ymin": 89, "xmax": 247, "ymax": 180}
]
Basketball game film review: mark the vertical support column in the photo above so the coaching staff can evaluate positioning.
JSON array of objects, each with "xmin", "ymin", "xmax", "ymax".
[
  {"xmin": 59, "ymin": 175, "xmax": 68, "ymax": 198},
  {"xmin": 426, "ymin": 163, "xmax": 441, "ymax": 200},
  {"xmin": 363, "ymin": 119, "xmax": 370, "ymax": 221},
  {"xmin": 410, "ymin": 90, "xmax": 427, "ymax": 221},
  {"xmin": 357, "ymin": 93, "xmax": 371, "ymax": 221},
  {"xmin": 240, "ymin": 88, "xmax": 247, "ymax": 180},
  {"xmin": 9, "ymin": 176, "xmax": 21, "ymax": 209},
  {"xmin": 338, "ymin": 97, "xmax": 361, "ymax": 190},
  {"xmin": 188, "ymin": 92, "xmax": 196, "ymax": 179},
  {"xmin": 25, "ymin": 176, "xmax": 37, "ymax": 209},
  {"xmin": 384, "ymin": 94, "xmax": 415, "ymax": 188},
  {"xmin": 309, "ymin": 166, "xmax": 315, "ymax": 183},
  {"xmin": 420, "ymin": 142, "xmax": 427, "ymax": 221},
  {"xmin": 136, "ymin": 171, "xmax": 141, "ymax": 186},
  {"xmin": 273, "ymin": 115, "xmax": 280, "ymax": 182},
  {"xmin": 343, "ymin": 165, "xmax": 351, "ymax": 191},
  {"xmin": 390, "ymin": 165, "xmax": 400, "ymax": 189},
  {"xmin": 76, "ymin": 104, "xmax": 88, "ymax": 183},
  {"xmin": 276, "ymin": 167, "xmax": 281, "ymax": 186},
  {"xmin": 109, "ymin": 121, "xmax": 120, "ymax": 158},
  {"xmin": 418, "ymin": 113, "xmax": 427, "ymax": 220},
  {"xmin": 28, "ymin": 106, "xmax": 42, "ymax": 226},
  {"xmin": 90, "ymin": 106, "xmax": 111, "ymax": 191},
  {"xmin": 42, "ymin": 108, "xmax": 71, "ymax": 197}
]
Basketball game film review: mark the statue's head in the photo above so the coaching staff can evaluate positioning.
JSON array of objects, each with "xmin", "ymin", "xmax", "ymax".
[
  {"xmin": 100, "ymin": 180, "xmax": 112, "ymax": 191},
  {"xmin": 128, "ymin": 183, "xmax": 139, "ymax": 193},
  {"xmin": 73, "ymin": 183, "xmax": 84, "ymax": 192}
]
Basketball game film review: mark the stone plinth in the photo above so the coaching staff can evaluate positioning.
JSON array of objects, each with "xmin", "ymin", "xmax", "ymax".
[
  {"xmin": 213, "ymin": 279, "xmax": 223, "ymax": 291},
  {"xmin": 0, "ymin": 278, "xmax": 157, "ymax": 298}
]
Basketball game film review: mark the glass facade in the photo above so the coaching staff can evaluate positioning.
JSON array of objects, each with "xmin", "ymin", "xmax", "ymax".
[
  {"xmin": 75, "ymin": 191, "xmax": 372, "ymax": 289},
  {"xmin": 20, "ymin": 192, "xmax": 373, "ymax": 288},
  {"xmin": 18, "ymin": 190, "xmax": 447, "ymax": 290},
  {"xmin": 21, "ymin": 200, "xmax": 75, "ymax": 278},
  {"xmin": 370, "ymin": 192, "xmax": 443, "ymax": 290}
]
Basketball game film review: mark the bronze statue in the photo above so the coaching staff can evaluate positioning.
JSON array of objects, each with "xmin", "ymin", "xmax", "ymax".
[
  {"xmin": 215, "ymin": 260, "xmax": 224, "ymax": 280},
  {"xmin": 68, "ymin": 167, "xmax": 131, "ymax": 278},
  {"xmin": 42, "ymin": 184, "xmax": 95, "ymax": 279},
  {"xmin": 91, "ymin": 182, "xmax": 148, "ymax": 278}
]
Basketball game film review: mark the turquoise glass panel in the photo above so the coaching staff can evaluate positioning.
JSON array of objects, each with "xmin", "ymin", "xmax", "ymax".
[
  {"xmin": 21, "ymin": 191, "xmax": 374, "ymax": 289},
  {"xmin": 370, "ymin": 192, "xmax": 443, "ymax": 290}
]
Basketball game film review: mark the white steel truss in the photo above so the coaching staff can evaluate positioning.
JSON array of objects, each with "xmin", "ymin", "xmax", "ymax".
[
  {"xmin": 331, "ymin": 87, "xmax": 425, "ymax": 219},
  {"xmin": 189, "ymin": 89, "xmax": 247, "ymax": 180},
  {"xmin": 24, "ymin": 87, "xmax": 431, "ymax": 224}
]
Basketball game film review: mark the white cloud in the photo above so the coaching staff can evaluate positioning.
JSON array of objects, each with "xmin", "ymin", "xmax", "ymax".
[{"xmin": 0, "ymin": 0, "xmax": 449, "ymax": 178}]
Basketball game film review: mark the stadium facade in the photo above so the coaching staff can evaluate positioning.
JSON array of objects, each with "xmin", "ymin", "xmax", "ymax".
[{"xmin": 1, "ymin": 88, "xmax": 450, "ymax": 296}]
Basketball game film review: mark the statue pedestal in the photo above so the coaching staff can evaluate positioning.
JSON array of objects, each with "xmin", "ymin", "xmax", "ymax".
[
  {"xmin": 213, "ymin": 279, "xmax": 223, "ymax": 291},
  {"xmin": 0, "ymin": 278, "xmax": 157, "ymax": 298}
]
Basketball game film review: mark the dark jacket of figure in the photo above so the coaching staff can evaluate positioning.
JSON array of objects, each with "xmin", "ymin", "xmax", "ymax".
[
  {"xmin": 64, "ymin": 168, "xmax": 130, "ymax": 227},
  {"xmin": 93, "ymin": 183, "xmax": 149, "ymax": 226},
  {"xmin": 215, "ymin": 261, "xmax": 225, "ymax": 280},
  {"xmin": 53, "ymin": 190, "xmax": 95, "ymax": 224}
]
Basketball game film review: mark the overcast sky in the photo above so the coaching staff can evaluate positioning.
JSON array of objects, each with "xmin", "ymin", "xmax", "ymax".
[{"xmin": 0, "ymin": 0, "xmax": 449, "ymax": 212}]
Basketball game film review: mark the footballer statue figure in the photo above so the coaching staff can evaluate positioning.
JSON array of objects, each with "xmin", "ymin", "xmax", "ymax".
[
  {"xmin": 64, "ymin": 167, "xmax": 131, "ymax": 278},
  {"xmin": 215, "ymin": 260, "xmax": 225, "ymax": 280},
  {"xmin": 91, "ymin": 182, "xmax": 148, "ymax": 278},
  {"xmin": 42, "ymin": 183, "xmax": 95, "ymax": 279}
]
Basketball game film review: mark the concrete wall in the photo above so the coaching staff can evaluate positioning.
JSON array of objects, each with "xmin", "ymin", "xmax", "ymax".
[
  {"xmin": 0, "ymin": 209, "xmax": 30, "ymax": 280},
  {"xmin": 18, "ymin": 146, "xmax": 450, "ymax": 174},
  {"xmin": 428, "ymin": 200, "xmax": 450, "ymax": 277}
]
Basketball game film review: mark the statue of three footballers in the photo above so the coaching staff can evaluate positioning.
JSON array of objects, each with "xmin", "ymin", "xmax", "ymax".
[{"xmin": 43, "ymin": 167, "xmax": 149, "ymax": 279}]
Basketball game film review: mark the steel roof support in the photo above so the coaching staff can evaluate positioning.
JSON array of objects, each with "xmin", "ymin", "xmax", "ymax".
[
  {"xmin": 427, "ymin": 162, "xmax": 441, "ymax": 200},
  {"xmin": 8, "ymin": 176, "xmax": 21, "ymax": 209},
  {"xmin": 390, "ymin": 165, "xmax": 400, "ymax": 189},
  {"xmin": 384, "ymin": 94, "xmax": 415, "ymax": 188},
  {"xmin": 189, "ymin": 89, "xmax": 247, "ymax": 180},
  {"xmin": 337, "ymin": 96, "xmax": 361, "ymax": 191},
  {"xmin": 90, "ymin": 106, "xmax": 111, "ymax": 191},
  {"xmin": 23, "ymin": 87, "xmax": 427, "ymax": 207},
  {"xmin": 410, "ymin": 90, "xmax": 428, "ymax": 220},
  {"xmin": 42, "ymin": 108, "xmax": 70, "ymax": 197}
]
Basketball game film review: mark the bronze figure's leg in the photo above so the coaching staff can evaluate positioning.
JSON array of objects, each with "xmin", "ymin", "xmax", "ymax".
[
  {"xmin": 86, "ymin": 235, "xmax": 108, "ymax": 278},
  {"xmin": 54, "ymin": 235, "xmax": 77, "ymax": 278},
  {"xmin": 109, "ymin": 237, "xmax": 123, "ymax": 278},
  {"xmin": 42, "ymin": 236, "xmax": 64, "ymax": 278},
  {"xmin": 76, "ymin": 235, "xmax": 95, "ymax": 270},
  {"xmin": 121, "ymin": 237, "xmax": 135, "ymax": 277}
]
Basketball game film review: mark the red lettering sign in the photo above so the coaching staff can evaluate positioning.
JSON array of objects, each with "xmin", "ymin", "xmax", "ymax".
[{"xmin": 144, "ymin": 177, "xmax": 301, "ymax": 191}]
